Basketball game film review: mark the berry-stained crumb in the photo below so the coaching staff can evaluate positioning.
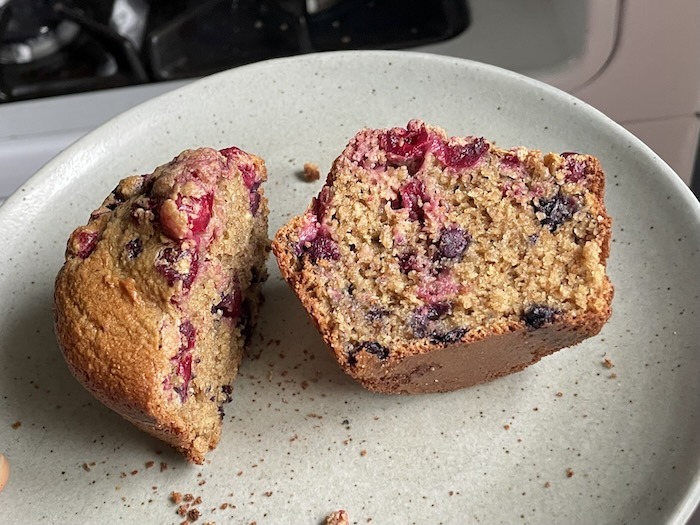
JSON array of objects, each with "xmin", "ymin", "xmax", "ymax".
[
  {"xmin": 302, "ymin": 162, "xmax": 321, "ymax": 182},
  {"xmin": 10, "ymin": 421, "xmax": 21, "ymax": 430},
  {"xmin": 325, "ymin": 510, "xmax": 349, "ymax": 525},
  {"xmin": 603, "ymin": 357, "xmax": 614, "ymax": 369},
  {"xmin": 566, "ymin": 468, "xmax": 575, "ymax": 478}
]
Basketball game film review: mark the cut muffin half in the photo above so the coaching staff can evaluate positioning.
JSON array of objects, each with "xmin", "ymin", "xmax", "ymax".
[{"xmin": 273, "ymin": 120, "xmax": 613, "ymax": 394}]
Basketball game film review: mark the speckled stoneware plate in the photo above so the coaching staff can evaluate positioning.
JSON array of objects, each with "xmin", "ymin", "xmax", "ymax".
[{"xmin": 0, "ymin": 51, "xmax": 698, "ymax": 525}]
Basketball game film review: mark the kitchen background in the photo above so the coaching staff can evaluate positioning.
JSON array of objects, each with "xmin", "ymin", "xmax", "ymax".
[{"xmin": 0, "ymin": 0, "xmax": 698, "ymax": 522}]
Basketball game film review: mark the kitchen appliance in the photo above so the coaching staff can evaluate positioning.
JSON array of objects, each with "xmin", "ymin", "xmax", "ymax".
[{"xmin": 1, "ymin": 0, "xmax": 699, "ymax": 206}]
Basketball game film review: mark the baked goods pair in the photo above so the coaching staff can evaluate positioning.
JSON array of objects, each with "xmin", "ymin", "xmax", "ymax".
[{"xmin": 54, "ymin": 120, "xmax": 612, "ymax": 462}]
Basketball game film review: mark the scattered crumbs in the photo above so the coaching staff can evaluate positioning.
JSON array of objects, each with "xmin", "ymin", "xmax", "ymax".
[
  {"xmin": 82, "ymin": 463, "xmax": 91, "ymax": 472},
  {"xmin": 194, "ymin": 496, "xmax": 202, "ymax": 505},
  {"xmin": 555, "ymin": 392, "xmax": 563, "ymax": 397},
  {"xmin": 307, "ymin": 413, "xmax": 323, "ymax": 419},
  {"xmin": 263, "ymin": 491, "xmax": 273, "ymax": 497},
  {"xmin": 533, "ymin": 407, "xmax": 539, "ymax": 411},
  {"xmin": 325, "ymin": 509, "xmax": 349, "ymax": 525},
  {"xmin": 544, "ymin": 482, "xmax": 551, "ymax": 488},
  {"xmin": 145, "ymin": 461, "xmax": 155, "ymax": 469},
  {"xmin": 289, "ymin": 434, "xmax": 298, "ymax": 442},
  {"xmin": 184, "ymin": 494, "xmax": 194, "ymax": 502},
  {"xmin": 198, "ymin": 480, "xmax": 206, "ymax": 486},
  {"xmin": 188, "ymin": 508, "xmax": 201, "ymax": 522},
  {"xmin": 177, "ymin": 505, "xmax": 188, "ymax": 516},
  {"xmin": 130, "ymin": 470, "xmax": 139, "ymax": 476},
  {"xmin": 220, "ymin": 503, "xmax": 229, "ymax": 510},
  {"xmin": 171, "ymin": 492, "xmax": 182, "ymax": 504},
  {"xmin": 566, "ymin": 468, "xmax": 575, "ymax": 478},
  {"xmin": 341, "ymin": 419, "xmax": 350, "ymax": 426},
  {"xmin": 503, "ymin": 424, "xmax": 510, "ymax": 430},
  {"xmin": 302, "ymin": 162, "xmax": 321, "ymax": 182},
  {"xmin": 10, "ymin": 421, "xmax": 21, "ymax": 430},
  {"xmin": 360, "ymin": 449, "xmax": 367, "ymax": 457},
  {"xmin": 448, "ymin": 491, "xmax": 454, "ymax": 496},
  {"xmin": 300, "ymin": 380, "xmax": 309, "ymax": 390},
  {"xmin": 160, "ymin": 462, "xmax": 168, "ymax": 472},
  {"xmin": 120, "ymin": 472, "xmax": 127, "ymax": 479},
  {"xmin": 609, "ymin": 372, "xmax": 618, "ymax": 379},
  {"xmin": 603, "ymin": 357, "xmax": 614, "ymax": 369}
]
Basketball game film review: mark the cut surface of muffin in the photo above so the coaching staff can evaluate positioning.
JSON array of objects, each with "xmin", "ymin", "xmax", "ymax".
[
  {"xmin": 54, "ymin": 146, "xmax": 269, "ymax": 463},
  {"xmin": 273, "ymin": 120, "xmax": 613, "ymax": 394}
]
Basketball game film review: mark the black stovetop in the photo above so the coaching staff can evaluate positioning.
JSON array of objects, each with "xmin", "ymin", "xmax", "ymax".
[{"xmin": 0, "ymin": 0, "xmax": 469, "ymax": 103}]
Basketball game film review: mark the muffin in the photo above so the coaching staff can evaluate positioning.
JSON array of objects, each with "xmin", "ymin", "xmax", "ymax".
[
  {"xmin": 54, "ymin": 146, "xmax": 269, "ymax": 463},
  {"xmin": 273, "ymin": 120, "xmax": 613, "ymax": 394}
]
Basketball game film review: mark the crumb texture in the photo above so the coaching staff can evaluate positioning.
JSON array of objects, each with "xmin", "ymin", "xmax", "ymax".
[
  {"xmin": 54, "ymin": 146, "xmax": 270, "ymax": 462},
  {"xmin": 273, "ymin": 120, "xmax": 613, "ymax": 393}
]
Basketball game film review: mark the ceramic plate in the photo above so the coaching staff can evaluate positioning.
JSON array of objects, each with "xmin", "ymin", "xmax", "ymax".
[{"xmin": 0, "ymin": 51, "xmax": 698, "ymax": 525}]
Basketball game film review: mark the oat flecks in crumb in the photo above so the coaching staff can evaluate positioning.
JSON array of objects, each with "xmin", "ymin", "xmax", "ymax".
[
  {"xmin": 566, "ymin": 468, "xmax": 575, "ymax": 478},
  {"xmin": 302, "ymin": 162, "xmax": 321, "ymax": 182},
  {"xmin": 603, "ymin": 357, "xmax": 614, "ymax": 369},
  {"xmin": 325, "ymin": 509, "xmax": 349, "ymax": 525}
]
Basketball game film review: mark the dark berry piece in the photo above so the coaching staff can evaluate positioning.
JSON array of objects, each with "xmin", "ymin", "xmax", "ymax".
[
  {"xmin": 409, "ymin": 303, "xmax": 451, "ymax": 338},
  {"xmin": 436, "ymin": 137, "xmax": 489, "ymax": 170},
  {"xmin": 397, "ymin": 251, "xmax": 419, "ymax": 274},
  {"xmin": 365, "ymin": 307, "xmax": 389, "ymax": 322},
  {"xmin": 221, "ymin": 384, "xmax": 233, "ymax": 404},
  {"xmin": 125, "ymin": 238, "xmax": 143, "ymax": 259},
  {"xmin": 522, "ymin": 305, "xmax": 559, "ymax": 329},
  {"xmin": 348, "ymin": 341, "xmax": 390, "ymax": 365},
  {"xmin": 304, "ymin": 233, "xmax": 340, "ymax": 263},
  {"xmin": 155, "ymin": 245, "xmax": 199, "ymax": 289},
  {"xmin": 213, "ymin": 287, "xmax": 243, "ymax": 319},
  {"xmin": 72, "ymin": 230, "xmax": 100, "ymax": 259},
  {"xmin": 430, "ymin": 327, "xmax": 469, "ymax": 345},
  {"xmin": 534, "ymin": 192, "xmax": 578, "ymax": 232},
  {"xmin": 179, "ymin": 320, "xmax": 196, "ymax": 350},
  {"xmin": 437, "ymin": 227, "xmax": 471, "ymax": 259}
]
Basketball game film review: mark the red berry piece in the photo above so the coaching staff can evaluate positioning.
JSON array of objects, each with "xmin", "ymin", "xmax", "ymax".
[
  {"xmin": 72, "ymin": 230, "xmax": 100, "ymax": 259},
  {"xmin": 435, "ymin": 137, "xmax": 489, "ymax": 170},
  {"xmin": 173, "ymin": 321, "xmax": 196, "ymax": 402},
  {"xmin": 305, "ymin": 233, "xmax": 340, "ymax": 263},
  {"xmin": 561, "ymin": 152, "xmax": 592, "ymax": 183},
  {"xmin": 392, "ymin": 178, "xmax": 428, "ymax": 222},
  {"xmin": 155, "ymin": 245, "xmax": 199, "ymax": 289}
]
